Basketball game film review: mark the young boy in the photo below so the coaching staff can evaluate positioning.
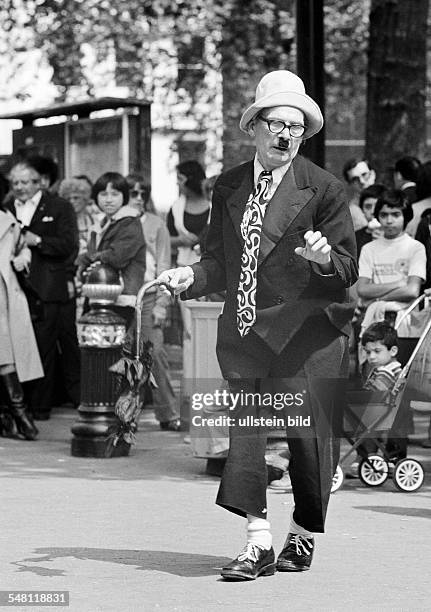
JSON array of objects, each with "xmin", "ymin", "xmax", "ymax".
[
  {"xmin": 362, "ymin": 322, "xmax": 402, "ymax": 396},
  {"xmin": 354, "ymin": 322, "xmax": 402, "ymax": 462},
  {"xmin": 357, "ymin": 189, "xmax": 426, "ymax": 318}
]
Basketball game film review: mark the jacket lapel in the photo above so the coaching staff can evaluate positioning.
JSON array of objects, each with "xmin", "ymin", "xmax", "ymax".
[
  {"xmin": 225, "ymin": 162, "xmax": 254, "ymax": 244},
  {"xmin": 224, "ymin": 156, "xmax": 316, "ymax": 259},
  {"xmin": 258, "ymin": 156, "xmax": 316, "ymax": 265},
  {"xmin": 28, "ymin": 192, "xmax": 48, "ymax": 228}
]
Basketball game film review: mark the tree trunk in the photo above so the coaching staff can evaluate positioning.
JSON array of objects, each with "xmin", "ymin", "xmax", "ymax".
[
  {"xmin": 366, "ymin": 0, "xmax": 428, "ymax": 179},
  {"xmin": 296, "ymin": 0, "xmax": 325, "ymax": 167}
]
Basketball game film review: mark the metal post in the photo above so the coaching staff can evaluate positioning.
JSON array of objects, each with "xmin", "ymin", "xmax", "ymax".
[
  {"xmin": 296, "ymin": 0, "xmax": 325, "ymax": 167},
  {"xmin": 71, "ymin": 264, "xmax": 129, "ymax": 457}
]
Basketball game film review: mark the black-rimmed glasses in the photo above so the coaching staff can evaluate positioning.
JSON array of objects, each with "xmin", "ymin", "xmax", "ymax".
[{"xmin": 257, "ymin": 116, "xmax": 305, "ymax": 137}]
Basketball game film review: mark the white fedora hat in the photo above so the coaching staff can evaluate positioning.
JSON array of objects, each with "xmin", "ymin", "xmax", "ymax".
[{"xmin": 239, "ymin": 70, "xmax": 323, "ymax": 139}]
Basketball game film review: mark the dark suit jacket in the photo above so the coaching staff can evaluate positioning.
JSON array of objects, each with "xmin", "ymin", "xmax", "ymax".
[
  {"xmin": 184, "ymin": 155, "xmax": 358, "ymax": 356},
  {"xmin": 9, "ymin": 192, "xmax": 78, "ymax": 303}
]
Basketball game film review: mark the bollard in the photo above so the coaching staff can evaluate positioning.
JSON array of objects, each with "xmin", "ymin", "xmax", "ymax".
[{"xmin": 71, "ymin": 264, "xmax": 129, "ymax": 457}]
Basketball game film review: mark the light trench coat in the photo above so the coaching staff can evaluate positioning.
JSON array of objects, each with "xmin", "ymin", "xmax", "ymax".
[{"xmin": 0, "ymin": 210, "xmax": 43, "ymax": 382}]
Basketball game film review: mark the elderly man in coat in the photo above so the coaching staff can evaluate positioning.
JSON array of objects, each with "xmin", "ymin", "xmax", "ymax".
[
  {"xmin": 0, "ymin": 206, "xmax": 43, "ymax": 439},
  {"xmin": 7, "ymin": 160, "xmax": 78, "ymax": 420},
  {"xmin": 159, "ymin": 70, "xmax": 357, "ymax": 580}
]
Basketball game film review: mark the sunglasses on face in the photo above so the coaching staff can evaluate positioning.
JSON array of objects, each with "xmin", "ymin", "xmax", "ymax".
[{"xmin": 130, "ymin": 189, "xmax": 145, "ymax": 198}]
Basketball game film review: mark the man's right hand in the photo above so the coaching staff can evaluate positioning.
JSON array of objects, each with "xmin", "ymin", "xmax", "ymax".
[{"xmin": 157, "ymin": 267, "xmax": 194, "ymax": 295}]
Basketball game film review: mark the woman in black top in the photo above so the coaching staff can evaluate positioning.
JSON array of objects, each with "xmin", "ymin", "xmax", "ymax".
[{"xmin": 167, "ymin": 160, "xmax": 210, "ymax": 267}]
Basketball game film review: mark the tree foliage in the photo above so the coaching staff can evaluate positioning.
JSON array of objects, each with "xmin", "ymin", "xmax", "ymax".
[
  {"xmin": 1, "ymin": 1, "xmax": 363, "ymax": 137},
  {"xmin": 324, "ymin": 0, "xmax": 370, "ymax": 139},
  {"xmin": 218, "ymin": 0, "xmax": 295, "ymax": 168},
  {"xmin": 1, "ymin": 0, "xmax": 429, "ymax": 172},
  {"xmin": 0, "ymin": 0, "xmax": 53, "ymax": 102},
  {"xmin": 3, "ymin": 0, "xmax": 296, "ymax": 168}
]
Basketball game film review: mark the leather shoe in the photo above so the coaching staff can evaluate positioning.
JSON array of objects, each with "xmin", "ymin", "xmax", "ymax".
[
  {"xmin": 159, "ymin": 418, "xmax": 181, "ymax": 431},
  {"xmin": 221, "ymin": 544, "xmax": 275, "ymax": 581},
  {"xmin": 266, "ymin": 465, "xmax": 284, "ymax": 485},
  {"xmin": 276, "ymin": 533, "xmax": 314, "ymax": 572}
]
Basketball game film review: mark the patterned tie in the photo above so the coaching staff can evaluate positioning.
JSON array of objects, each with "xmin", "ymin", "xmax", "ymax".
[{"xmin": 237, "ymin": 170, "xmax": 273, "ymax": 337}]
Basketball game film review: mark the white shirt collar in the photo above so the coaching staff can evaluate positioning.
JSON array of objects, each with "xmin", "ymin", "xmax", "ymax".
[
  {"xmin": 401, "ymin": 181, "xmax": 416, "ymax": 190},
  {"xmin": 15, "ymin": 190, "xmax": 42, "ymax": 207},
  {"xmin": 14, "ymin": 190, "xmax": 42, "ymax": 226},
  {"xmin": 253, "ymin": 155, "xmax": 291, "ymax": 196}
]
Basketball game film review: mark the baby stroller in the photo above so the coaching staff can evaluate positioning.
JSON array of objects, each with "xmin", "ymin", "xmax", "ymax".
[{"xmin": 332, "ymin": 294, "xmax": 431, "ymax": 493}]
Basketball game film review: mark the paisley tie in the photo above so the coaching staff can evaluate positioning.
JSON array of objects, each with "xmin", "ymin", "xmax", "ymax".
[{"xmin": 237, "ymin": 170, "xmax": 273, "ymax": 337}]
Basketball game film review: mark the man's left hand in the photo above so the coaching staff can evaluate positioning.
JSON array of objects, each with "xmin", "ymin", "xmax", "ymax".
[
  {"xmin": 12, "ymin": 253, "xmax": 29, "ymax": 272},
  {"xmin": 295, "ymin": 230, "xmax": 332, "ymax": 265},
  {"xmin": 23, "ymin": 230, "xmax": 41, "ymax": 248}
]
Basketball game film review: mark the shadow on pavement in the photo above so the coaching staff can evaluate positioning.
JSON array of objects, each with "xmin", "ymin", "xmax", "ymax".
[
  {"xmin": 0, "ymin": 413, "xmax": 220, "ymax": 483},
  {"xmin": 354, "ymin": 505, "xmax": 431, "ymax": 519},
  {"xmin": 13, "ymin": 548, "xmax": 231, "ymax": 578}
]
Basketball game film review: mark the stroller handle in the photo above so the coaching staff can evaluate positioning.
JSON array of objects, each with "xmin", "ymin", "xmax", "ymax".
[
  {"xmin": 395, "ymin": 293, "xmax": 427, "ymax": 330},
  {"xmin": 134, "ymin": 280, "xmax": 172, "ymax": 359}
]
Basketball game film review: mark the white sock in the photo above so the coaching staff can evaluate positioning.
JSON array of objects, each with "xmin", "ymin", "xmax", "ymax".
[
  {"xmin": 287, "ymin": 513, "xmax": 313, "ymax": 542},
  {"xmin": 246, "ymin": 514, "xmax": 272, "ymax": 550}
]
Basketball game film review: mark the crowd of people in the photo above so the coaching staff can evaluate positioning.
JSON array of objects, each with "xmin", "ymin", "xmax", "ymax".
[
  {"xmin": 1, "ymin": 150, "xmax": 431, "ymax": 450},
  {"xmin": 344, "ymin": 155, "xmax": 431, "ymax": 461},
  {"xmin": 0, "ymin": 153, "xmax": 214, "ymax": 439}
]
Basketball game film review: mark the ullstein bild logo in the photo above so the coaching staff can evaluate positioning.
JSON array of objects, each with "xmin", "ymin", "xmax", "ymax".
[{"xmin": 191, "ymin": 413, "xmax": 311, "ymax": 428}]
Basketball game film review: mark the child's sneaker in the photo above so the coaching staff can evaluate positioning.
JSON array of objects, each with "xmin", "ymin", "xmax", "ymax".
[
  {"xmin": 268, "ymin": 472, "xmax": 292, "ymax": 492},
  {"xmin": 345, "ymin": 461, "xmax": 359, "ymax": 479}
]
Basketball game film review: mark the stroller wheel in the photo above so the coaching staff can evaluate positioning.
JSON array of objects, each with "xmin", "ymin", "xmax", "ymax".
[
  {"xmin": 331, "ymin": 465, "xmax": 344, "ymax": 493},
  {"xmin": 359, "ymin": 455, "xmax": 389, "ymax": 487},
  {"xmin": 393, "ymin": 459, "xmax": 424, "ymax": 492}
]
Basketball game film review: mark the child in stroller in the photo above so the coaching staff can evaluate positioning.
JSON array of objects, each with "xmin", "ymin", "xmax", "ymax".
[
  {"xmin": 333, "ymin": 322, "xmax": 427, "ymax": 492},
  {"xmin": 355, "ymin": 322, "xmax": 402, "ymax": 462}
]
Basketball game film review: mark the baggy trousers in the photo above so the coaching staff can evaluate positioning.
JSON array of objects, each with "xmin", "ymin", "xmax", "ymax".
[{"xmin": 215, "ymin": 313, "xmax": 349, "ymax": 533}]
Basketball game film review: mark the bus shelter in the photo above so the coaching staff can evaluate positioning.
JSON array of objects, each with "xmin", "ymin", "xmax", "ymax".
[{"xmin": 0, "ymin": 97, "xmax": 151, "ymax": 183}]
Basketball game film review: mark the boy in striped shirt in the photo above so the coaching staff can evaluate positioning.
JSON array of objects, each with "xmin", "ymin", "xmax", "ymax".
[
  {"xmin": 362, "ymin": 322, "xmax": 402, "ymax": 395},
  {"xmin": 353, "ymin": 322, "xmax": 403, "ymax": 464}
]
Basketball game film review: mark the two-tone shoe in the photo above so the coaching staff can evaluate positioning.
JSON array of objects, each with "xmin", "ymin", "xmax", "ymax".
[
  {"xmin": 276, "ymin": 533, "xmax": 314, "ymax": 572},
  {"xmin": 221, "ymin": 543, "xmax": 275, "ymax": 581}
]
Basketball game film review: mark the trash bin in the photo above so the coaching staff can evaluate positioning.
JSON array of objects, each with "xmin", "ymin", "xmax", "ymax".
[
  {"xmin": 182, "ymin": 301, "xmax": 229, "ymax": 465},
  {"xmin": 71, "ymin": 263, "xmax": 129, "ymax": 458}
]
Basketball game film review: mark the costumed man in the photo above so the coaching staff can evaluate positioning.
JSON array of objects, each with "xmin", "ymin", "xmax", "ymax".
[{"xmin": 158, "ymin": 70, "xmax": 357, "ymax": 580}]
